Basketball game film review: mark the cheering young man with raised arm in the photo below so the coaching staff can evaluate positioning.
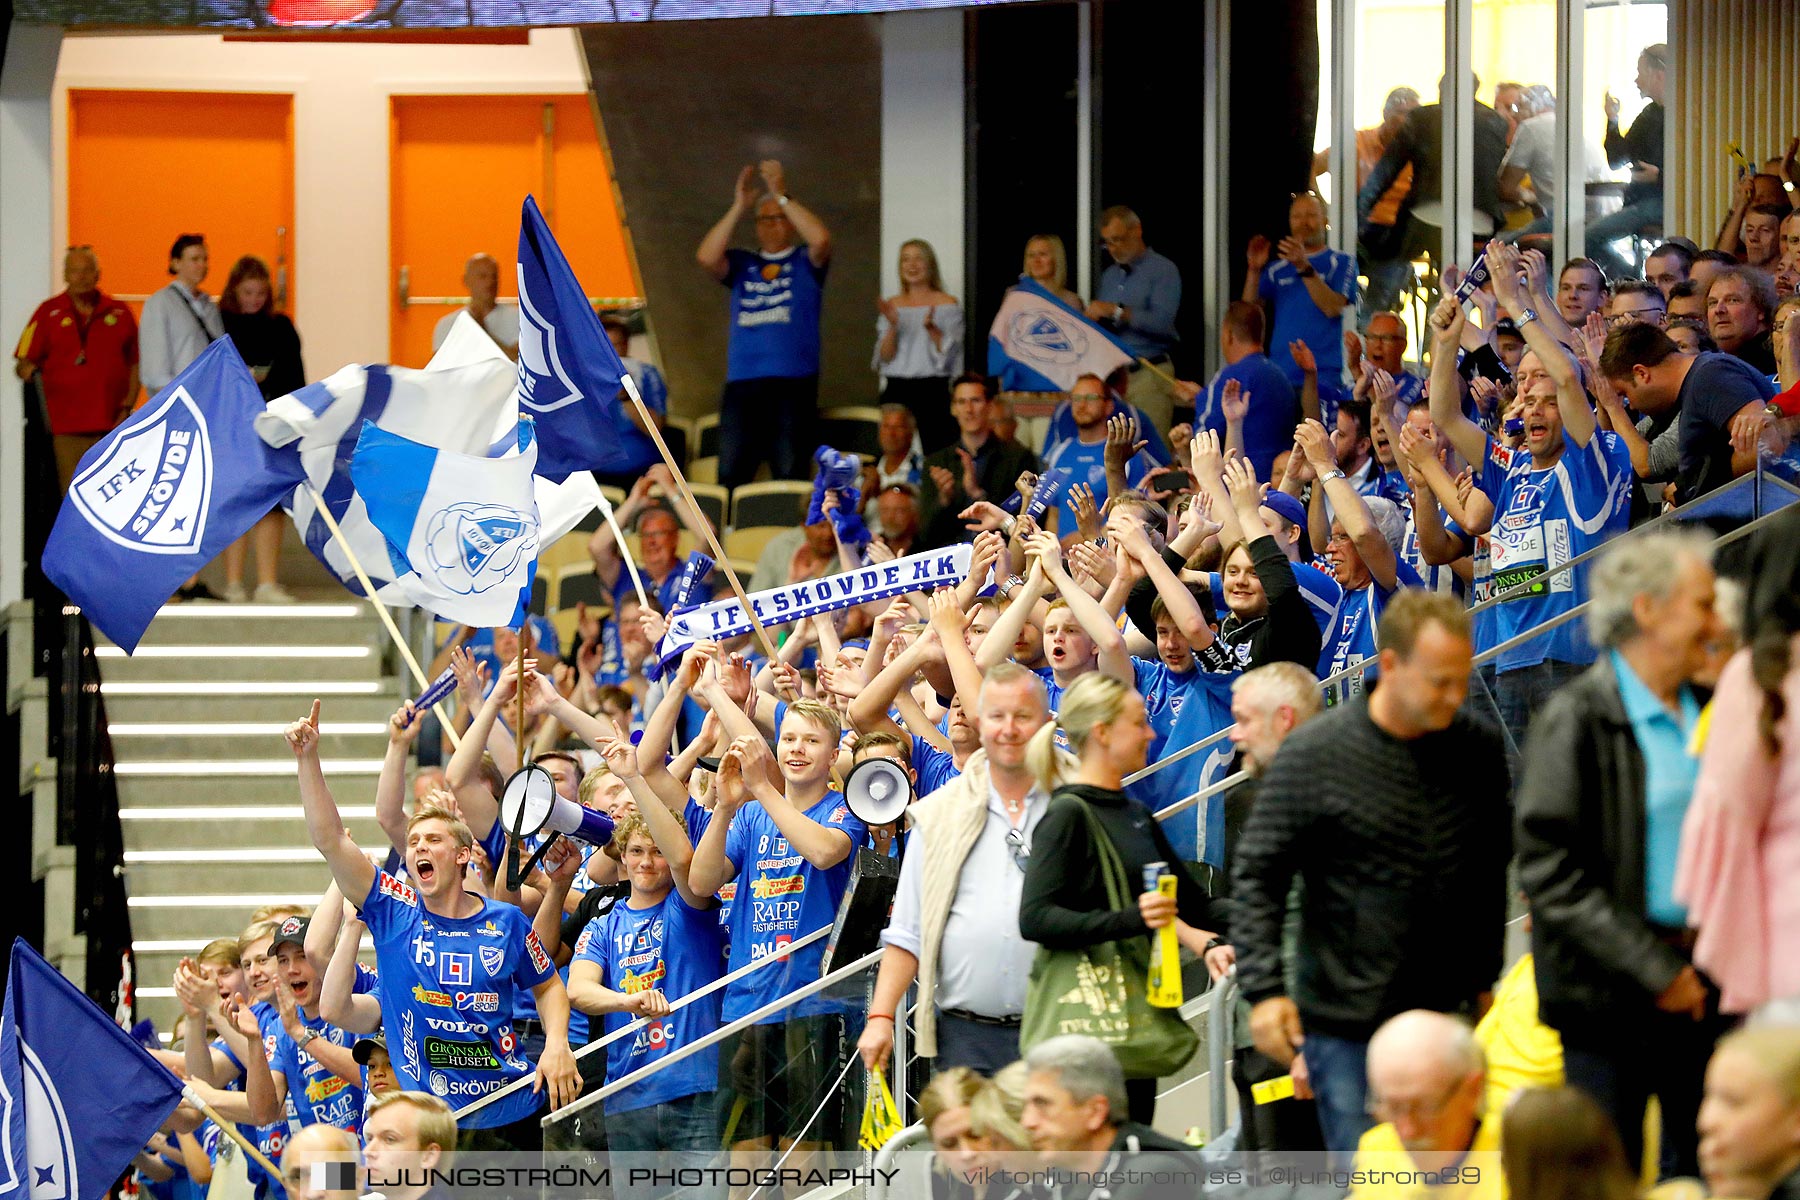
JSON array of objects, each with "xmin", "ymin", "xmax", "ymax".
[
  {"xmin": 287, "ymin": 700, "xmax": 581, "ymax": 1149},
  {"xmin": 1427, "ymin": 240, "xmax": 1633, "ymax": 755}
]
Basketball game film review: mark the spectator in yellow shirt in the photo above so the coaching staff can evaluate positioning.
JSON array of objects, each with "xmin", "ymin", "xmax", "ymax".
[
  {"xmin": 1349, "ymin": 1011, "xmax": 1505, "ymax": 1200},
  {"xmin": 1475, "ymin": 950, "xmax": 1566, "ymax": 1118}
]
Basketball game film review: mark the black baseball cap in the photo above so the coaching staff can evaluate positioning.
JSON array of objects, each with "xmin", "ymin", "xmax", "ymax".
[
  {"xmin": 268, "ymin": 914, "xmax": 310, "ymax": 951},
  {"xmin": 352, "ymin": 1035, "xmax": 388, "ymax": 1066}
]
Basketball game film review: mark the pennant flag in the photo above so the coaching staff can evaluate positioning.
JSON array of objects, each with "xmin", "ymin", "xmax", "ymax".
[
  {"xmin": 657, "ymin": 545, "xmax": 972, "ymax": 670},
  {"xmin": 988, "ymin": 278, "xmax": 1134, "ymax": 393},
  {"xmin": 42, "ymin": 339, "xmax": 307, "ymax": 653},
  {"xmin": 350, "ymin": 417, "xmax": 542, "ymax": 628},
  {"xmin": 516, "ymin": 195, "xmax": 637, "ymax": 482},
  {"xmin": 666, "ymin": 551, "xmax": 717, "ymax": 616},
  {"xmin": 254, "ymin": 316, "xmax": 593, "ymax": 607},
  {"xmin": 2, "ymin": 938, "xmax": 185, "ymax": 1200}
]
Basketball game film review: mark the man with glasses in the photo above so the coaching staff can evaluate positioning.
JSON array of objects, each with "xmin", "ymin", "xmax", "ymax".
[
  {"xmin": 1348, "ymin": 311, "xmax": 1423, "ymax": 410},
  {"xmin": 856, "ymin": 662, "xmax": 1054, "ymax": 1076},
  {"xmin": 696, "ymin": 158, "xmax": 832, "ymax": 489},
  {"xmin": 1248, "ymin": 192, "xmax": 1359, "ymax": 428},
  {"xmin": 1607, "ymin": 280, "xmax": 1668, "ymax": 330},
  {"xmin": 14, "ymin": 244, "xmax": 139, "ymax": 491},
  {"xmin": 1089, "ymin": 205, "xmax": 1182, "ymax": 433},
  {"xmin": 1346, "ymin": 1011, "xmax": 1501, "ymax": 1200},
  {"xmin": 586, "ymin": 464, "xmax": 719, "ymax": 615}
]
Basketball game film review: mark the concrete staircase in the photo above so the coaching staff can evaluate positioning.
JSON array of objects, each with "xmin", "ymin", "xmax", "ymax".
[{"xmin": 99, "ymin": 600, "xmax": 404, "ymax": 1036}]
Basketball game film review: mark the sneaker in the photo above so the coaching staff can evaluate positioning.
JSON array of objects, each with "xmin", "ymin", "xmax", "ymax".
[
  {"xmin": 177, "ymin": 582, "xmax": 222, "ymax": 602},
  {"xmin": 253, "ymin": 582, "xmax": 297, "ymax": 604},
  {"xmin": 223, "ymin": 582, "xmax": 249, "ymax": 604}
]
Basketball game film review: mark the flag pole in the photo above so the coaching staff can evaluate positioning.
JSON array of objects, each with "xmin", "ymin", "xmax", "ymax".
[
  {"xmin": 1135, "ymin": 355, "xmax": 1183, "ymax": 389},
  {"xmin": 181, "ymin": 1087, "xmax": 295, "ymax": 1200},
  {"xmin": 515, "ymin": 624, "xmax": 529, "ymax": 766},
  {"xmin": 303, "ymin": 483, "xmax": 461, "ymax": 751},
  {"xmin": 594, "ymin": 490, "xmax": 650, "ymax": 610},
  {"xmin": 619, "ymin": 375, "xmax": 778, "ymax": 663}
]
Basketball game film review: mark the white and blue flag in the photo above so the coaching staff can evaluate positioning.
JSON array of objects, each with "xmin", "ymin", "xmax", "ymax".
[
  {"xmin": 517, "ymin": 194, "xmax": 637, "ymax": 482},
  {"xmin": 255, "ymin": 314, "xmax": 596, "ymax": 608},
  {"xmin": 1, "ymin": 937, "xmax": 185, "ymax": 1200},
  {"xmin": 42, "ymin": 339, "xmax": 307, "ymax": 653},
  {"xmin": 987, "ymin": 278, "xmax": 1134, "ymax": 393},
  {"xmin": 350, "ymin": 416, "xmax": 542, "ymax": 628}
]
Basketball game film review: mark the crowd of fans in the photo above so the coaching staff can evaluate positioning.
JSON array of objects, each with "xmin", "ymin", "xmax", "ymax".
[{"xmin": 20, "ymin": 62, "xmax": 1800, "ymax": 1200}]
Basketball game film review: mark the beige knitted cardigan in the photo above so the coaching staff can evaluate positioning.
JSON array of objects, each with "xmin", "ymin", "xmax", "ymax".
[{"xmin": 903, "ymin": 746, "xmax": 1075, "ymax": 1056}]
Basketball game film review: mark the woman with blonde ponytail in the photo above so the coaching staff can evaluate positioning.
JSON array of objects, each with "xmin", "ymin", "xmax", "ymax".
[{"xmin": 1019, "ymin": 672, "xmax": 1222, "ymax": 1125}]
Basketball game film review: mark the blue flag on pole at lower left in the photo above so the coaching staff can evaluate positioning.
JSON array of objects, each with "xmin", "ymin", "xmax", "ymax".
[
  {"xmin": 2, "ymin": 938, "xmax": 185, "ymax": 1200},
  {"xmin": 41, "ymin": 338, "xmax": 307, "ymax": 653}
]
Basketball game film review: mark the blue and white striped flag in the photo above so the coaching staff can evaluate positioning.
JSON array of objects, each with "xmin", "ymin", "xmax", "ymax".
[
  {"xmin": 255, "ymin": 314, "xmax": 596, "ymax": 606},
  {"xmin": 350, "ymin": 416, "xmax": 541, "ymax": 628}
]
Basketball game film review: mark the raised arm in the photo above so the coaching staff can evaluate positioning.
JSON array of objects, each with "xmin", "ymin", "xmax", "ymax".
[
  {"xmin": 1242, "ymin": 236, "xmax": 1271, "ymax": 305},
  {"xmin": 374, "ymin": 702, "xmax": 420, "ymax": 856},
  {"xmin": 760, "ymin": 160, "xmax": 831, "ymax": 267},
  {"xmin": 697, "ymin": 166, "xmax": 757, "ymax": 281},
  {"xmin": 598, "ymin": 731, "xmax": 714, "ymax": 910},
  {"xmin": 287, "ymin": 701, "xmax": 377, "ymax": 907},
  {"xmin": 739, "ymin": 735, "xmax": 854, "ymax": 870},
  {"xmin": 1026, "ymin": 530, "xmax": 1133, "ymax": 684},
  {"xmin": 1297, "ymin": 419, "xmax": 1397, "ymax": 589},
  {"xmin": 319, "ymin": 905, "xmax": 382, "ymax": 1035},
  {"xmin": 926, "ymin": 590, "xmax": 986, "ymax": 720},
  {"xmin": 1103, "ymin": 412, "xmax": 1149, "ymax": 504},
  {"xmin": 446, "ymin": 658, "xmax": 530, "ymax": 841},
  {"xmin": 1115, "ymin": 519, "xmax": 1217, "ymax": 656},
  {"xmin": 1491, "ymin": 241, "xmax": 1595, "ymax": 448},
  {"xmin": 686, "ymin": 741, "xmax": 751, "ymax": 898},
  {"xmin": 1427, "ymin": 295, "xmax": 1488, "ymax": 466},
  {"xmin": 974, "ymin": 558, "xmax": 1049, "ymax": 671}
]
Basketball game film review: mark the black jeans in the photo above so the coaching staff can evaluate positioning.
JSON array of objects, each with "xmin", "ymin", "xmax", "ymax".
[
  {"xmin": 1560, "ymin": 998, "xmax": 1728, "ymax": 1179},
  {"xmin": 719, "ymin": 375, "xmax": 818, "ymax": 490}
]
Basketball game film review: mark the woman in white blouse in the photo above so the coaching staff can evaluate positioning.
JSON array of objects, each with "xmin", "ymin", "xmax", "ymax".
[{"xmin": 875, "ymin": 238, "xmax": 963, "ymax": 452}]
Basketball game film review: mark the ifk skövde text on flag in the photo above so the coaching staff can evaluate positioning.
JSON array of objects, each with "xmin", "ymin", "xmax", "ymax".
[
  {"xmin": 517, "ymin": 194, "xmax": 637, "ymax": 483},
  {"xmin": 1, "ymin": 937, "xmax": 185, "ymax": 1200},
  {"xmin": 41, "ymin": 338, "xmax": 306, "ymax": 653},
  {"xmin": 987, "ymin": 277, "xmax": 1134, "ymax": 393},
  {"xmin": 349, "ymin": 415, "xmax": 542, "ymax": 628}
]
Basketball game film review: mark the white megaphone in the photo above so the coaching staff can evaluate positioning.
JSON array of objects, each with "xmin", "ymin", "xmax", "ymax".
[
  {"xmin": 499, "ymin": 763, "xmax": 616, "ymax": 889},
  {"xmin": 500, "ymin": 764, "xmax": 617, "ymax": 846},
  {"xmin": 842, "ymin": 757, "xmax": 913, "ymax": 828}
]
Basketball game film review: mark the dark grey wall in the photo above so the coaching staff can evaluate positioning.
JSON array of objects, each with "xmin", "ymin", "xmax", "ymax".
[{"xmin": 582, "ymin": 16, "xmax": 884, "ymax": 420}]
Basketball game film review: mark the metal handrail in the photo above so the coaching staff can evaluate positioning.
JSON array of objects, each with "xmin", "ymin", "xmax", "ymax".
[
  {"xmin": 452, "ymin": 923, "xmax": 830, "ymax": 1121},
  {"xmin": 1124, "ymin": 463, "xmax": 1797, "ymax": 788},
  {"xmin": 542, "ymin": 946, "xmax": 883, "ymax": 1126}
]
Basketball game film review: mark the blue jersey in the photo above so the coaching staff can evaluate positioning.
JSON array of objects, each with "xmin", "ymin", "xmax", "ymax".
[
  {"xmin": 720, "ymin": 791, "xmax": 866, "ymax": 1023},
  {"xmin": 1040, "ymin": 401, "xmax": 1171, "ymax": 465},
  {"xmin": 1128, "ymin": 657, "xmax": 1238, "ymax": 864},
  {"xmin": 1318, "ymin": 560, "xmax": 1425, "ymax": 704},
  {"xmin": 1448, "ymin": 518, "xmax": 1498, "ymax": 658},
  {"xmin": 269, "ymin": 1009, "xmax": 364, "ymax": 1133},
  {"xmin": 459, "ymin": 617, "xmax": 560, "ymax": 686},
  {"xmin": 359, "ymin": 871, "xmax": 556, "ymax": 1129},
  {"xmin": 1395, "ymin": 491, "xmax": 1461, "ymax": 597},
  {"xmin": 572, "ymin": 890, "xmax": 725, "ymax": 1113},
  {"xmin": 1479, "ymin": 431, "xmax": 1632, "ymax": 672},
  {"xmin": 724, "ymin": 247, "xmax": 826, "ymax": 381},
  {"xmin": 1040, "ymin": 434, "xmax": 1153, "ymax": 535},
  {"xmin": 910, "ymin": 735, "xmax": 960, "ymax": 798},
  {"xmin": 1262, "ymin": 248, "xmax": 1359, "ymax": 404},
  {"xmin": 1196, "ymin": 353, "xmax": 1302, "ymax": 485}
]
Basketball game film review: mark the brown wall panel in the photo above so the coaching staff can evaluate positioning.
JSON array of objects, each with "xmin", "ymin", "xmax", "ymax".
[{"xmin": 582, "ymin": 16, "xmax": 883, "ymax": 421}]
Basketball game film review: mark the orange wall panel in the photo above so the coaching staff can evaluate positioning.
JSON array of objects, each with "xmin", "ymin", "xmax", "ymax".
[
  {"xmin": 389, "ymin": 94, "xmax": 635, "ymax": 368},
  {"xmin": 68, "ymin": 90, "xmax": 296, "ymax": 326}
]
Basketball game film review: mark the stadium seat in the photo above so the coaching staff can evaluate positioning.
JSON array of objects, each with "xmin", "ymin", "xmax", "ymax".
[
  {"xmin": 724, "ymin": 526, "xmax": 787, "ymax": 566},
  {"xmin": 817, "ymin": 405, "xmax": 883, "ymax": 458},
  {"xmin": 731, "ymin": 481, "xmax": 813, "ymax": 531},
  {"xmin": 685, "ymin": 483, "xmax": 730, "ymax": 536},
  {"xmin": 688, "ymin": 456, "xmax": 719, "ymax": 485},
  {"xmin": 695, "ymin": 412, "xmax": 722, "ymax": 461}
]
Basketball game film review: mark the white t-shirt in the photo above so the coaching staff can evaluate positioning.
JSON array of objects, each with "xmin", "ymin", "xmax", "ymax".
[
  {"xmin": 1501, "ymin": 111, "xmax": 1557, "ymax": 213},
  {"xmin": 432, "ymin": 303, "xmax": 520, "ymax": 353}
]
